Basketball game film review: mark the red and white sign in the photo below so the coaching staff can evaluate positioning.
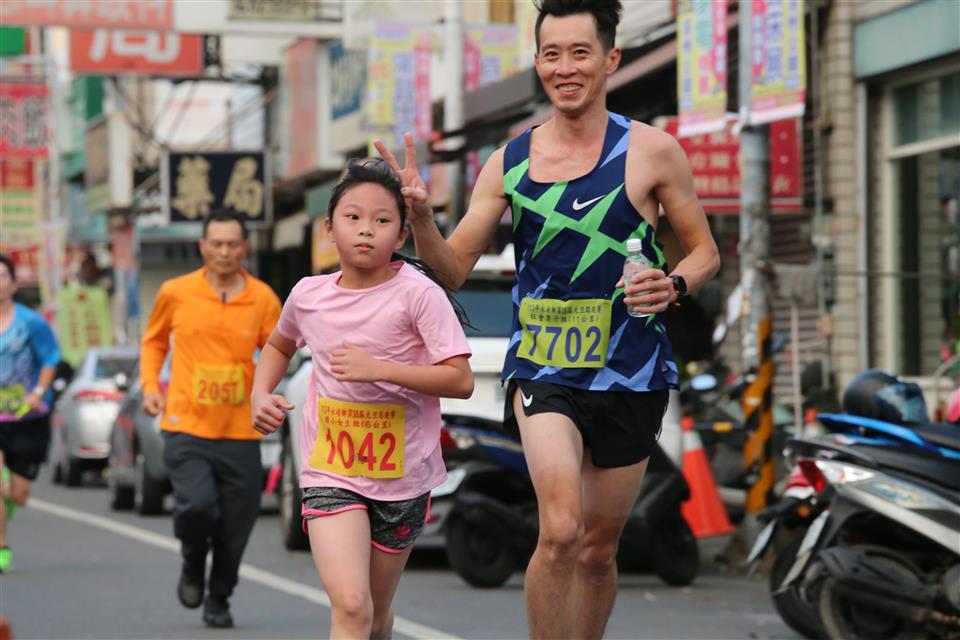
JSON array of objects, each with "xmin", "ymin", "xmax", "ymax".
[
  {"xmin": 1, "ymin": 0, "xmax": 173, "ymax": 30},
  {"xmin": 70, "ymin": 29, "xmax": 203, "ymax": 76},
  {"xmin": 0, "ymin": 158, "xmax": 35, "ymax": 189},
  {"xmin": 0, "ymin": 83, "xmax": 49, "ymax": 158},
  {"xmin": 664, "ymin": 116, "xmax": 801, "ymax": 213},
  {"xmin": 284, "ymin": 38, "xmax": 319, "ymax": 178}
]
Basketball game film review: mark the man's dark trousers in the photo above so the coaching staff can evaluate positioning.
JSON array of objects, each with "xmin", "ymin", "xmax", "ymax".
[{"xmin": 162, "ymin": 431, "xmax": 261, "ymax": 598}]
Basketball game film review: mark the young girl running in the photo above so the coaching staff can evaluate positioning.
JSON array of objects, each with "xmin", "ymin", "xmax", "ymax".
[{"xmin": 251, "ymin": 159, "xmax": 473, "ymax": 639}]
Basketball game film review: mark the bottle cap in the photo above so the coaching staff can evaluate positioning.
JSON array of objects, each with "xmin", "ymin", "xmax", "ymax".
[{"xmin": 626, "ymin": 238, "xmax": 642, "ymax": 253}]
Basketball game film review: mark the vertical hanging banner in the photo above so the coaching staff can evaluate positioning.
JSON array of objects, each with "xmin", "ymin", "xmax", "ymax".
[
  {"xmin": 0, "ymin": 82, "xmax": 49, "ymax": 158},
  {"xmin": 284, "ymin": 38, "xmax": 319, "ymax": 178},
  {"xmin": 366, "ymin": 22, "xmax": 434, "ymax": 148},
  {"xmin": 677, "ymin": 0, "xmax": 728, "ymax": 138},
  {"xmin": 464, "ymin": 24, "xmax": 520, "ymax": 189},
  {"xmin": 749, "ymin": 0, "xmax": 806, "ymax": 125}
]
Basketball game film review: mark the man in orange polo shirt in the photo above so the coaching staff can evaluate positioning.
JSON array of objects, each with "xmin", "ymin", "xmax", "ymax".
[{"xmin": 141, "ymin": 211, "xmax": 281, "ymax": 629}]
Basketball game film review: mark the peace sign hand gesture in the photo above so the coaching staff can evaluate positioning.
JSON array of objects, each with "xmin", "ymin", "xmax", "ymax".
[{"xmin": 373, "ymin": 132, "xmax": 431, "ymax": 225}]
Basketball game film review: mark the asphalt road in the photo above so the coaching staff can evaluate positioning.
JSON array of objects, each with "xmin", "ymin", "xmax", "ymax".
[{"xmin": 1, "ymin": 471, "xmax": 802, "ymax": 639}]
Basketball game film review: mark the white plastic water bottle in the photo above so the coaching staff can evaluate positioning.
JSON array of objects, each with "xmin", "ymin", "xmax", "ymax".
[{"xmin": 623, "ymin": 238, "xmax": 652, "ymax": 318}]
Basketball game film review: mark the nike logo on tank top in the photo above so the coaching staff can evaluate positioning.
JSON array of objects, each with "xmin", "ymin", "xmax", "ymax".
[{"xmin": 501, "ymin": 112, "xmax": 679, "ymax": 392}]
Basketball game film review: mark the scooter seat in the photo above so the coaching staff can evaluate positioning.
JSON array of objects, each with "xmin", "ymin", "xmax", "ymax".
[
  {"xmin": 854, "ymin": 444, "xmax": 960, "ymax": 494},
  {"xmin": 911, "ymin": 422, "xmax": 960, "ymax": 453}
]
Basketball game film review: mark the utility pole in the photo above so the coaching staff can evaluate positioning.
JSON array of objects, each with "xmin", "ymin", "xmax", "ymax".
[
  {"xmin": 443, "ymin": 0, "xmax": 465, "ymax": 231},
  {"xmin": 738, "ymin": 1, "xmax": 775, "ymax": 517}
]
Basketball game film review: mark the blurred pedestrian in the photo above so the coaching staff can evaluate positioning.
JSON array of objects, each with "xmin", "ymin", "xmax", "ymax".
[
  {"xmin": 140, "ymin": 211, "xmax": 280, "ymax": 628},
  {"xmin": 379, "ymin": 0, "xmax": 719, "ymax": 636},
  {"xmin": 0, "ymin": 254, "xmax": 61, "ymax": 573},
  {"xmin": 250, "ymin": 161, "xmax": 473, "ymax": 640}
]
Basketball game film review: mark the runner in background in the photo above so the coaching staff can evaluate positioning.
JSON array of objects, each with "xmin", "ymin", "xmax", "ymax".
[
  {"xmin": 0, "ymin": 253, "xmax": 61, "ymax": 573},
  {"xmin": 140, "ymin": 211, "xmax": 281, "ymax": 628}
]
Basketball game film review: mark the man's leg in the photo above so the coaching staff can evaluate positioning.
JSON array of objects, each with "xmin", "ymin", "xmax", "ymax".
[
  {"xmin": 513, "ymin": 390, "xmax": 585, "ymax": 639},
  {"xmin": 163, "ymin": 433, "xmax": 218, "ymax": 600},
  {"xmin": 574, "ymin": 456, "xmax": 648, "ymax": 639},
  {"xmin": 207, "ymin": 439, "xmax": 261, "ymax": 600}
]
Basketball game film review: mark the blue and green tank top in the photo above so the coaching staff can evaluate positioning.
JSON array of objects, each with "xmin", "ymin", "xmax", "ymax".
[{"xmin": 500, "ymin": 111, "xmax": 678, "ymax": 392}]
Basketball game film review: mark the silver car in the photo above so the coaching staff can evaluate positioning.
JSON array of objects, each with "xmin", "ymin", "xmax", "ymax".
[{"xmin": 50, "ymin": 346, "xmax": 139, "ymax": 486}]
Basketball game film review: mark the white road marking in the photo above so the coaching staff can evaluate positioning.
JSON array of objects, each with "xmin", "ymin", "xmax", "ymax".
[{"xmin": 29, "ymin": 498, "xmax": 464, "ymax": 640}]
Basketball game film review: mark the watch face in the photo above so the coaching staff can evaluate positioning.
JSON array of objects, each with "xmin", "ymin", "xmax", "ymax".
[{"xmin": 672, "ymin": 275, "xmax": 687, "ymax": 296}]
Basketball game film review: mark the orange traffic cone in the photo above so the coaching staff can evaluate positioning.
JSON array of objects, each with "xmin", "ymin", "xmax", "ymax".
[{"xmin": 680, "ymin": 417, "xmax": 734, "ymax": 538}]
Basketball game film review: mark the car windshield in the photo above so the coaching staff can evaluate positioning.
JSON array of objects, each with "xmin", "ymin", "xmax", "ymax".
[
  {"xmin": 458, "ymin": 280, "xmax": 514, "ymax": 338},
  {"xmin": 94, "ymin": 356, "xmax": 137, "ymax": 380}
]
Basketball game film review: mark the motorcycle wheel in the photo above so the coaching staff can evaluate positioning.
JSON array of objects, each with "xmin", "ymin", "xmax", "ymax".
[
  {"xmin": 818, "ymin": 552, "xmax": 923, "ymax": 640},
  {"xmin": 770, "ymin": 536, "xmax": 822, "ymax": 640},
  {"xmin": 445, "ymin": 515, "xmax": 516, "ymax": 588},
  {"xmin": 649, "ymin": 511, "xmax": 699, "ymax": 587}
]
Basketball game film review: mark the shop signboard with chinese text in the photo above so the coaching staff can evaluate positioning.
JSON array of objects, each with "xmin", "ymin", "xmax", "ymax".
[
  {"xmin": 664, "ymin": 116, "xmax": 801, "ymax": 213},
  {"xmin": 57, "ymin": 285, "xmax": 113, "ymax": 368},
  {"xmin": 0, "ymin": 0, "xmax": 173, "ymax": 30},
  {"xmin": 228, "ymin": 0, "xmax": 330, "ymax": 22},
  {"xmin": 161, "ymin": 151, "xmax": 271, "ymax": 227},
  {"xmin": 70, "ymin": 29, "xmax": 203, "ymax": 76},
  {"xmin": 0, "ymin": 158, "xmax": 41, "ymax": 234},
  {"xmin": 749, "ymin": 0, "xmax": 806, "ymax": 125},
  {"xmin": 0, "ymin": 82, "xmax": 49, "ymax": 158},
  {"xmin": 676, "ymin": 0, "xmax": 728, "ymax": 138}
]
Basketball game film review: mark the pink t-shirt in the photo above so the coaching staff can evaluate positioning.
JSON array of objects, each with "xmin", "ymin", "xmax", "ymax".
[{"xmin": 277, "ymin": 261, "xmax": 471, "ymax": 501}]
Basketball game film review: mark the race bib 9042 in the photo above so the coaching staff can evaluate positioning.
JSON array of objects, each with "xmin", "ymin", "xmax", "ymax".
[
  {"xmin": 517, "ymin": 298, "xmax": 611, "ymax": 369},
  {"xmin": 193, "ymin": 363, "xmax": 245, "ymax": 406},
  {"xmin": 518, "ymin": 297, "xmax": 611, "ymax": 368},
  {"xmin": 308, "ymin": 398, "xmax": 405, "ymax": 479}
]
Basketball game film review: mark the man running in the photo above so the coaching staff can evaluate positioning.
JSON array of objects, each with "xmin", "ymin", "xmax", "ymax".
[
  {"xmin": 141, "ymin": 211, "xmax": 280, "ymax": 628},
  {"xmin": 378, "ymin": 1, "xmax": 719, "ymax": 636},
  {"xmin": 0, "ymin": 254, "xmax": 61, "ymax": 573}
]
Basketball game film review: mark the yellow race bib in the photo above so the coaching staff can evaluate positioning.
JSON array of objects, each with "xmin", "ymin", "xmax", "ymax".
[
  {"xmin": 309, "ymin": 398, "xmax": 405, "ymax": 479},
  {"xmin": 518, "ymin": 298, "xmax": 611, "ymax": 368},
  {"xmin": 0, "ymin": 384, "xmax": 26, "ymax": 415},
  {"xmin": 193, "ymin": 364, "xmax": 245, "ymax": 406}
]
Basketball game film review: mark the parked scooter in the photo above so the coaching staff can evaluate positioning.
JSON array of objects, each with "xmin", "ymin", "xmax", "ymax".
[
  {"xmin": 748, "ymin": 369, "xmax": 960, "ymax": 638},
  {"xmin": 431, "ymin": 414, "xmax": 699, "ymax": 589},
  {"xmin": 778, "ymin": 436, "xmax": 960, "ymax": 640}
]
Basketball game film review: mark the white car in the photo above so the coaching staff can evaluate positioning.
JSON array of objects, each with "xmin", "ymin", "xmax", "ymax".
[{"xmin": 277, "ymin": 253, "xmax": 515, "ymax": 549}]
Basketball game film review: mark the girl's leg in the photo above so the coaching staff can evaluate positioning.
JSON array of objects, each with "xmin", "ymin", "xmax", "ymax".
[
  {"xmin": 307, "ymin": 510, "xmax": 373, "ymax": 639},
  {"xmin": 369, "ymin": 545, "xmax": 414, "ymax": 640}
]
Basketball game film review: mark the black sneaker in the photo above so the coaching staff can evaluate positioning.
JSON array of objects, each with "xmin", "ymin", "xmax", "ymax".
[
  {"xmin": 203, "ymin": 595, "xmax": 234, "ymax": 629},
  {"xmin": 176, "ymin": 564, "xmax": 204, "ymax": 609}
]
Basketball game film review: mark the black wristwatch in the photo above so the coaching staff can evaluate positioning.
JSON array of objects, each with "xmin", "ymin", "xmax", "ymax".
[{"xmin": 669, "ymin": 274, "xmax": 687, "ymax": 300}]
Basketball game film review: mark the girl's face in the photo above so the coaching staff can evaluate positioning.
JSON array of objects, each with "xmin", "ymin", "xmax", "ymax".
[{"xmin": 326, "ymin": 182, "xmax": 408, "ymax": 274}]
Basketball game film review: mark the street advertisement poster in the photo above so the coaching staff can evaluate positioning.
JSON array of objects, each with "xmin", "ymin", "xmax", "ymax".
[
  {"xmin": 464, "ymin": 24, "xmax": 520, "ymax": 189},
  {"xmin": 664, "ymin": 116, "xmax": 801, "ymax": 213},
  {"xmin": 161, "ymin": 151, "xmax": 271, "ymax": 227},
  {"xmin": 0, "ymin": 158, "xmax": 40, "ymax": 234},
  {"xmin": 330, "ymin": 42, "xmax": 366, "ymax": 121},
  {"xmin": 749, "ymin": 0, "xmax": 806, "ymax": 125},
  {"xmin": 69, "ymin": 29, "xmax": 203, "ymax": 77},
  {"xmin": 676, "ymin": 0, "xmax": 728, "ymax": 138},
  {"xmin": 0, "ymin": 0, "xmax": 173, "ymax": 30},
  {"xmin": 284, "ymin": 38, "xmax": 319, "ymax": 178},
  {"xmin": 366, "ymin": 22, "xmax": 434, "ymax": 148},
  {"xmin": 0, "ymin": 82, "xmax": 49, "ymax": 158},
  {"xmin": 57, "ymin": 285, "xmax": 112, "ymax": 368},
  {"xmin": 0, "ymin": 240, "xmax": 40, "ymax": 285}
]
